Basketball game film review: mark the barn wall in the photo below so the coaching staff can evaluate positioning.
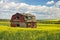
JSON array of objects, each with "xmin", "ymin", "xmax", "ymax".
[
  {"xmin": 20, "ymin": 22, "xmax": 26, "ymax": 27},
  {"xmin": 11, "ymin": 22, "xmax": 16, "ymax": 27},
  {"xmin": 26, "ymin": 22, "xmax": 37, "ymax": 28},
  {"xmin": 11, "ymin": 22, "xmax": 26, "ymax": 27}
]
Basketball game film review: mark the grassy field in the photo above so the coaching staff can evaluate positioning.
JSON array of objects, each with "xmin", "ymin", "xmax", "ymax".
[{"xmin": 0, "ymin": 20, "xmax": 60, "ymax": 40}]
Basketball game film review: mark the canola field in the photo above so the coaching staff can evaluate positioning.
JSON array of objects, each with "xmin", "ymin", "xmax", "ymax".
[{"xmin": 0, "ymin": 21, "xmax": 60, "ymax": 40}]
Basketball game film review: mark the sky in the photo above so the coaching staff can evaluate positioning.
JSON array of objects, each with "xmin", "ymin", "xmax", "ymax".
[{"xmin": 0, "ymin": 0, "xmax": 60, "ymax": 19}]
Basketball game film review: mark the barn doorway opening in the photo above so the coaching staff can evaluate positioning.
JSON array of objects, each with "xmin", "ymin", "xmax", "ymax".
[
  {"xmin": 17, "ymin": 24, "xmax": 20, "ymax": 27},
  {"xmin": 16, "ymin": 16, "xmax": 19, "ymax": 20}
]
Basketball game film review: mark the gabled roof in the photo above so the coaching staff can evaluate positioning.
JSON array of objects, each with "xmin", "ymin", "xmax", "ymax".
[
  {"xmin": 14, "ymin": 13, "xmax": 35, "ymax": 17},
  {"xmin": 24, "ymin": 13, "xmax": 35, "ymax": 17}
]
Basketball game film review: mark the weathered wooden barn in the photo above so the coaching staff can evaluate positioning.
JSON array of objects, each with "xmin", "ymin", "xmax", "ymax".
[{"xmin": 10, "ymin": 13, "xmax": 37, "ymax": 28}]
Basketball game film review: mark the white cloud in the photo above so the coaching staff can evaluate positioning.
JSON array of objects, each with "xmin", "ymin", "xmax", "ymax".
[
  {"xmin": 55, "ymin": 1, "xmax": 60, "ymax": 8},
  {"xmin": 0, "ymin": 0, "xmax": 60, "ymax": 19},
  {"xmin": 47, "ymin": 1, "xmax": 54, "ymax": 4}
]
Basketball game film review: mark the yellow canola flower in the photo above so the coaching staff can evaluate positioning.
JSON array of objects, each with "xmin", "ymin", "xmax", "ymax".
[{"xmin": 0, "ymin": 26, "xmax": 60, "ymax": 32}]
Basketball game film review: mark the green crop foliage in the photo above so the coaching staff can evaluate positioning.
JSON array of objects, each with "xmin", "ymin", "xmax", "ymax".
[{"xmin": 0, "ymin": 20, "xmax": 60, "ymax": 40}]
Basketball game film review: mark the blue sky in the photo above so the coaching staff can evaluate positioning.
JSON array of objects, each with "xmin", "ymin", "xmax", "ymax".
[
  {"xmin": 18, "ymin": 0, "xmax": 58, "ymax": 5},
  {"xmin": 0, "ymin": 0, "xmax": 60, "ymax": 19},
  {"xmin": 8, "ymin": 0, "xmax": 59, "ymax": 6}
]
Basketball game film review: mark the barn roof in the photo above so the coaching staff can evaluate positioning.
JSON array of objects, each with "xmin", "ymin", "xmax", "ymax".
[
  {"xmin": 14, "ymin": 13, "xmax": 35, "ymax": 17},
  {"xmin": 24, "ymin": 13, "xmax": 35, "ymax": 17}
]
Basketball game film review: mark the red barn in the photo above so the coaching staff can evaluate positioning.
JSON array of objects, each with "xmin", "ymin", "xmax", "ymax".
[{"xmin": 10, "ymin": 13, "xmax": 37, "ymax": 28}]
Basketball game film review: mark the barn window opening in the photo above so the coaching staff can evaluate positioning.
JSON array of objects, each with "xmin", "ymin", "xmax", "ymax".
[
  {"xmin": 16, "ymin": 16, "xmax": 19, "ymax": 20},
  {"xmin": 17, "ymin": 24, "xmax": 20, "ymax": 27},
  {"xmin": 26, "ymin": 16, "xmax": 28, "ymax": 19},
  {"xmin": 26, "ymin": 16, "xmax": 31, "ymax": 19}
]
